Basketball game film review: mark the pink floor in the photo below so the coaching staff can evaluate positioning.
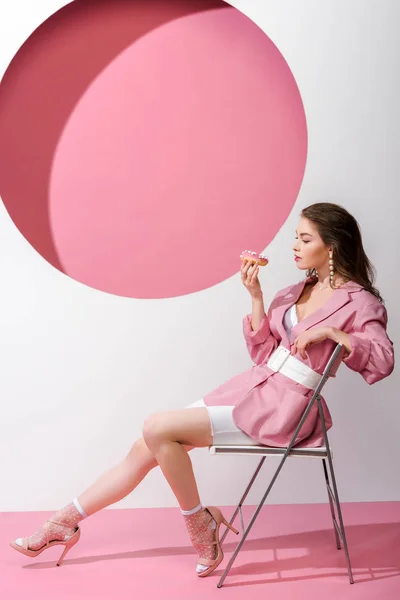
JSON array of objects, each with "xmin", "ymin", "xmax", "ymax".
[{"xmin": 1, "ymin": 502, "xmax": 400, "ymax": 600}]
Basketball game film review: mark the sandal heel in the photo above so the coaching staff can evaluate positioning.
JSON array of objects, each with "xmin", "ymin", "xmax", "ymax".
[
  {"xmin": 222, "ymin": 518, "xmax": 239, "ymax": 535},
  {"xmin": 57, "ymin": 529, "xmax": 81, "ymax": 566},
  {"xmin": 57, "ymin": 545, "xmax": 71, "ymax": 567}
]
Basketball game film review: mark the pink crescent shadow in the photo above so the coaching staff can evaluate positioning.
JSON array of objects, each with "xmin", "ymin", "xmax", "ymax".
[
  {"xmin": 0, "ymin": 0, "xmax": 307, "ymax": 298},
  {"xmin": 0, "ymin": 0, "xmax": 227, "ymax": 274}
]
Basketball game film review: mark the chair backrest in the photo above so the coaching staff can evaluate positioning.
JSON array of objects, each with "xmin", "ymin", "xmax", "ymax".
[
  {"xmin": 314, "ymin": 343, "xmax": 344, "ymax": 397},
  {"xmin": 285, "ymin": 343, "xmax": 344, "ymax": 452}
]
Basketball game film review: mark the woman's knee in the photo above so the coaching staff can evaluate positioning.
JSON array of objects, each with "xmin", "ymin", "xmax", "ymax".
[
  {"xmin": 126, "ymin": 436, "xmax": 154, "ymax": 461},
  {"xmin": 142, "ymin": 413, "xmax": 166, "ymax": 450}
]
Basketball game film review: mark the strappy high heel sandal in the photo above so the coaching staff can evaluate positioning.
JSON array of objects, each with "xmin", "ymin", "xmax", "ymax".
[
  {"xmin": 187, "ymin": 506, "xmax": 239, "ymax": 577},
  {"xmin": 10, "ymin": 519, "xmax": 81, "ymax": 566}
]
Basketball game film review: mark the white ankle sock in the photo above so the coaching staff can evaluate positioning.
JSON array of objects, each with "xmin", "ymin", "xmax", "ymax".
[
  {"xmin": 73, "ymin": 497, "xmax": 88, "ymax": 519},
  {"xmin": 181, "ymin": 502, "xmax": 203, "ymax": 516}
]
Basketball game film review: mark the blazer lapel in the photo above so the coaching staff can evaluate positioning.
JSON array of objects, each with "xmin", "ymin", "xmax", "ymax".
[
  {"xmin": 292, "ymin": 280, "xmax": 363, "ymax": 335},
  {"xmin": 274, "ymin": 278, "xmax": 311, "ymax": 345}
]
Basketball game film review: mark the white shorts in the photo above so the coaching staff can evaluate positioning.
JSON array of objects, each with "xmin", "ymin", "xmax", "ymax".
[{"xmin": 185, "ymin": 399, "xmax": 260, "ymax": 446}]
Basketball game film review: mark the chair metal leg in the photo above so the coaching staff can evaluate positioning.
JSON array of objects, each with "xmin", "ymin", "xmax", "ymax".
[
  {"xmin": 217, "ymin": 466, "xmax": 279, "ymax": 588},
  {"xmin": 220, "ymin": 457, "xmax": 266, "ymax": 545},
  {"xmin": 216, "ymin": 345, "xmax": 349, "ymax": 588},
  {"xmin": 217, "ymin": 379, "xmax": 325, "ymax": 588},
  {"xmin": 318, "ymin": 400, "xmax": 354, "ymax": 585},
  {"xmin": 322, "ymin": 458, "xmax": 341, "ymax": 550},
  {"xmin": 217, "ymin": 395, "xmax": 327, "ymax": 586},
  {"xmin": 217, "ymin": 436, "xmax": 311, "ymax": 588}
]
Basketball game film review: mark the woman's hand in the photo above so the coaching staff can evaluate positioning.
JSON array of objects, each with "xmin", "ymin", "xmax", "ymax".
[
  {"xmin": 241, "ymin": 259, "xmax": 262, "ymax": 298},
  {"xmin": 291, "ymin": 327, "xmax": 331, "ymax": 359}
]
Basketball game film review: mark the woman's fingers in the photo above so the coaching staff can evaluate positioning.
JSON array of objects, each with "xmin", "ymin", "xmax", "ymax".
[
  {"xmin": 240, "ymin": 259, "xmax": 260, "ymax": 290},
  {"xmin": 246, "ymin": 266, "xmax": 255, "ymax": 283},
  {"xmin": 240, "ymin": 259, "xmax": 249, "ymax": 281},
  {"xmin": 292, "ymin": 339, "xmax": 308, "ymax": 359},
  {"xmin": 243, "ymin": 261, "xmax": 253, "ymax": 282},
  {"xmin": 242, "ymin": 259, "xmax": 252, "ymax": 274},
  {"xmin": 251, "ymin": 264, "xmax": 259, "ymax": 280}
]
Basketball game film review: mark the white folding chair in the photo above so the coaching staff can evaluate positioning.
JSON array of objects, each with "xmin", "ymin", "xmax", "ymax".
[{"xmin": 209, "ymin": 343, "xmax": 354, "ymax": 588}]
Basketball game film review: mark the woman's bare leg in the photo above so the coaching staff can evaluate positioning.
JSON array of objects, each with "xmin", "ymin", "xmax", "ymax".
[
  {"xmin": 11, "ymin": 437, "xmax": 166, "ymax": 553},
  {"xmin": 143, "ymin": 407, "xmax": 225, "ymax": 575},
  {"xmin": 77, "ymin": 407, "xmax": 212, "ymax": 515},
  {"xmin": 142, "ymin": 408, "xmax": 212, "ymax": 510},
  {"xmin": 78, "ymin": 437, "xmax": 159, "ymax": 515},
  {"xmin": 11, "ymin": 407, "xmax": 212, "ymax": 559}
]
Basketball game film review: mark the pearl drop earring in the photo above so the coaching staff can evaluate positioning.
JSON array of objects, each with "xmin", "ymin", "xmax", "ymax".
[{"xmin": 329, "ymin": 250, "xmax": 334, "ymax": 286}]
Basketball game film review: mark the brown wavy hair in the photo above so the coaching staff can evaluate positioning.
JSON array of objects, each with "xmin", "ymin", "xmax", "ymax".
[{"xmin": 301, "ymin": 202, "xmax": 383, "ymax": 303}]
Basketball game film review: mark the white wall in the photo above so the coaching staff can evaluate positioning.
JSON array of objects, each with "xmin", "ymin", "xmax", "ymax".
[{"xmin": 0, "ymin": 0, "xmax": 399, "ymax": 511}]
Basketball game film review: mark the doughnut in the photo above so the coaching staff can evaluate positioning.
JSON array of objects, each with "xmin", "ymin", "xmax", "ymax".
[{"xmin": 240, "ymin": 249, "xmax": 268, "ymax": 266}]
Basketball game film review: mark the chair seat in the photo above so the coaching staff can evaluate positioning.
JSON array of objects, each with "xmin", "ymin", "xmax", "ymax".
[{"xmin": 209, "ymin": 444, "xmax": 330, "ymax": 458}]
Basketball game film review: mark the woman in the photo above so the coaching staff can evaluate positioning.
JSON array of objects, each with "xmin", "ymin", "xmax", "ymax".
[{"xmin": 10, "ymin": 202, "xmax": 394, "ymax": 577}]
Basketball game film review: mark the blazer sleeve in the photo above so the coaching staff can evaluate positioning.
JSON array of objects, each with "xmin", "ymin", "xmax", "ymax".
[
  {"xmin": 243, "ymin": 309, "xmax": 279, "ymax": 365},
  {"xmin": 342, "ymin": 301, "xmax": 394, "ymax": 384}
]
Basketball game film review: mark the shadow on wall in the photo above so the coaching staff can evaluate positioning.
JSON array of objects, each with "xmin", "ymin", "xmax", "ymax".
[{"xmin": 0, "ymin": 0, "xmax": 227, "ymax": 273}]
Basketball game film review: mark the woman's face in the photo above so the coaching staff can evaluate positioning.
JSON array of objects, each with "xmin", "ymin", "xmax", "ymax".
[{"xmin": 293, "ymin": 217, "xmax": 330, "ymax": 272}]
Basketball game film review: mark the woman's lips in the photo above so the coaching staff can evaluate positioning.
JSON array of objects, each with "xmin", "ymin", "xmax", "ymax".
[{"xmin": 294, "ymin": 256, "xmax": 301, "ymax": 261}]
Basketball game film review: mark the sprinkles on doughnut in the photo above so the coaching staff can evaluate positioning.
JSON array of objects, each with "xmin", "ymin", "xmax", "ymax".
[{"xmin": 240, "ymin": 250, "xmax": 269, "ymax": 266}]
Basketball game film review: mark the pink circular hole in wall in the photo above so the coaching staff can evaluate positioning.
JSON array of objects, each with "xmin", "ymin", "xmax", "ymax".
[{"xmin": 0, "ymin": 0, "xmax": 307, "ymax": 298}]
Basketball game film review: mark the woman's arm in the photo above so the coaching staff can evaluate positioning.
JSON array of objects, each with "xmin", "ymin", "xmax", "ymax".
[
  {"xmin": 243, "ymin": 309, "xmax": 278, "ymax": 365},
  {"xmin": 328, "ymin": 327, "xmax": 352, "ymax": 355},
  {"xmin": 327, "ymin": 302, "xmax": 394, "ymax": 384},
  {"xmin": 250, "ymin": 294, "xmax": 266, "ymax": 331},
  {"xmin": 240, "ymin": 260, "xmax": 279, "ymax": 364}
]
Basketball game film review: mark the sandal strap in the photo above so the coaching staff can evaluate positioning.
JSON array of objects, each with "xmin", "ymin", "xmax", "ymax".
[
  {"xmin": 46, "ymin": 519, "xmax": 66, "ymax": 528},
  {"xmin": 44, "ymin": 521, "xmax": 50, "ymax": 548},
  {"xmin": 22, "ymin": 538, "xmax": 29, "ymax": 551},
  {"xmin": 44, "ymin": 520, "xmax": 76, "ymax": 544},
  {"xmin": 190, "ymin": 517, "xmax": 218, "ymax": 547},
  {"xmin": 20, "ymin": 520, "xmax": 76, "ymax": 552},
  {"xmin": 46, "ymin": 519, "xmax": 76, "ymax": 532},
  {"xmin": 192, "ymin": 538, "xmax": 218, "ymax": 547}
]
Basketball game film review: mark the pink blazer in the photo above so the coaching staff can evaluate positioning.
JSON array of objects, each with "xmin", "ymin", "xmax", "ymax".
[{"xmin": 203, "ymin": 277, "xmax": 394, "ymax": 447}]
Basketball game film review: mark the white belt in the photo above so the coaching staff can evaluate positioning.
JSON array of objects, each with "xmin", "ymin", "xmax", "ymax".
[{"xmin": 267, "ymin": 346, "xmax": 322, "ymax": 390}]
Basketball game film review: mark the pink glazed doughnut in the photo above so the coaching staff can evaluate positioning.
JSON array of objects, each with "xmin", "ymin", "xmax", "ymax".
[{"xmin": 240, "ymin": 249, "xmax": 269, "ymax": 266}]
